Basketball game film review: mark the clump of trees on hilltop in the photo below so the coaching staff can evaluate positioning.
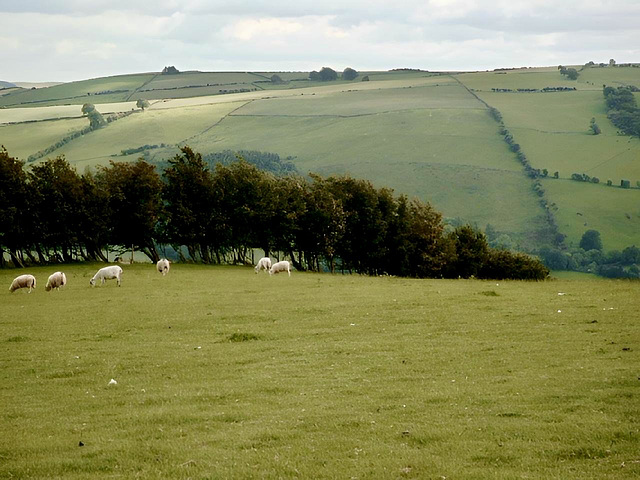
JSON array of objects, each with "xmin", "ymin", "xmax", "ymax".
[
  {"xmin": 309, "ymin": 67, "xmax": 358, "ymax": 81},
  {"xmin": 0, "ymin": 146, "xmax": 548, "ymax": 280},
  {"xmin": 558, "ymin": 65, "xmax": 579, "ymax": 80}
]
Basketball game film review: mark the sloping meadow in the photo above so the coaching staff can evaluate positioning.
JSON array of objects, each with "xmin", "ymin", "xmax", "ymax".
[{"xmin": 1, "ymin": 264, "xmax": 638, "ymax": 478}]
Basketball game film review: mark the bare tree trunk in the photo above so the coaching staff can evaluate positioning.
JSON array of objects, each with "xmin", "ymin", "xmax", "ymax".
[{"xmin": 10, "ymin": 251, "xmax": 24, "ymax": 268}]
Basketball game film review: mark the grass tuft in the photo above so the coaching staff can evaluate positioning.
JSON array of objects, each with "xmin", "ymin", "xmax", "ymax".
[{"xmin": 227, "ymin": 332, "xmax": 260, "ymax": 342}]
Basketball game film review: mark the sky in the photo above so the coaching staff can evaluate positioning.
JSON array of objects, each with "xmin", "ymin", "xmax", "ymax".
[{"xmin": 1, "ymin": 0, "xmax": 639, "ymax": 83}]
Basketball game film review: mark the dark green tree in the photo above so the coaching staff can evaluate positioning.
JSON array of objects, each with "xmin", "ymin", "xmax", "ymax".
[
  {"xmin": 82, "ymin": 103, "xmax": 106, "ymax": 129},
  {"xmin": 0, "ymin": 148, "xmax": 31, "ymax": 267},
  {"xmin": 446, "ymin": 225, "xmax": 489, "ymax": 278},
  {"xmin": 162, "ymin": 146, "xmax": 217, "ymax": 263},
  {"xmin": 98, "ymin": 159, "xmax": 163, "ymax": 261},
  {"xmin": 342, "ymin": 67, "xmax": 358, "ymax": 80},
  {"xmin": 29, "ymin": 156, "xmax": 85, "ymax": 262},
  {"xmin": 579, "ymin": 229, "xmax": 603, "ymax": 251},
  {"xmin": 318, "ymin": 67, "xmax": 338, "ymax": 81},
  {"xmin": 136, "ymin": 99, "xmax": 150, "ymax": 111}
]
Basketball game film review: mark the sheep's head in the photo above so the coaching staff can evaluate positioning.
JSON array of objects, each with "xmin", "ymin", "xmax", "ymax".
[{"xmin": 89, "ymin": 278, "xmax": 96, "ymax": 286}]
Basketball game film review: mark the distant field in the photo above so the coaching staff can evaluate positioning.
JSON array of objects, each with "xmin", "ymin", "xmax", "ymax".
[
  {"xmin": 4, "ymin": 67, "xmax": 640, "ymax": 252},
  {"xmin": 466, "ymin": 70, "xmax": 640, "ymax": 249},
  {"xmin": 457, "ymin": 67, "xmax": 595, "ymax": 92},
  {"xmin": 0, "ymin": 117, "xmax": 88, "ymax": 160},
  {"xmin": 234, "ymin": 84, "xmax": 480, "ymax": 116},
  {"xmin": 0, "ymin": 101, "xmax": 139, "ymax": 125},
  {"xmin": 0, "ymin": 74, "xmax": 154, "ymax": 108},
  {"xmin": 579, "ymin": 66, "xmax": 640, "ymax": 88},
  {"xmin": 312, "ymin": 162, "xmax": 552, "ymax": 246},
  {"xmin": 1, "ymin": 264, "xmax": 638, "ymax": 478},
  {"xmin": 542, "ymin": 178, "xmax": 640, "ymax": 250},
  {"xmin": 45, "ymin": 102, "xmax": 246, "ymax": 169}
]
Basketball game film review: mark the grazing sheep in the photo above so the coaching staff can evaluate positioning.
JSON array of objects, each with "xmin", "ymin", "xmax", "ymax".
[
  {"xmin": 157, "ymin": 258, "xmax": 170, "ymax": 276},
  {"xmin": 9, "ymin": 274, "xmax": 36, "ymax": 293},
  {"xmin": 45, "ymin": 271, "xmax": 67, "ymax": 292},
  {"xmin": 269, "ymin": 260, "xmax": 291, "ymax": 277},
  {"xmin": 254, "ymin": 257, "xmax": 272, "ymax": 274},
  {"xmin": 89, "ymin": 265, "xmax": 123, "ymax": 287}
]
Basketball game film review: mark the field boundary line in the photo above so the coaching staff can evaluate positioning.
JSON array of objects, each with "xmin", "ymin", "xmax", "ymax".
[
  {"xmin": 125, "ymin": 74, "xmax": 160, "ymax": 102},
  {"xmin": 228, "ymin": 106, "xmax": 486, "ymax": 119},
  {"xmin": 178, "ymin": 100, "xmax": 255, "ymax": 145}
]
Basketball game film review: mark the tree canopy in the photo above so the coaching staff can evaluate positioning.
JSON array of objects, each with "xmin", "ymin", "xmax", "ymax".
[{"xmin": 0, "ymin": 147, "xmax": 549, "ymax": 280}]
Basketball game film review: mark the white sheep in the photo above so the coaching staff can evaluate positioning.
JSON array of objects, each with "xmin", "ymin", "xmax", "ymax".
[
  {"xmin": 45, "ymin": 271, "xmax": 67, "ymax": 292},
  {"xmin": 254, "ymin": 257, "xmax": 272, "ymax": 274},
  {"xmin": 90, "ymin": 265, "xmax": 123, "ymax": 287},
  {"xmin": 9, "ymin": 274, "xmax": 36, "ymax": 293},
  {"xmin": 157, "ymin": 258, "xmax": 170, "ymax": 276},
  {"xmin": 269, "ymin": 260, "xmax": 291, "ymax": 277}
]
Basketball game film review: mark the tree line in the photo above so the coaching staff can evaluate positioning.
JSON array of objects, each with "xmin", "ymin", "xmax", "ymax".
[
  {"xmin": 0, "ymin": 146, "xmax": 548, "ymax": 279},
  {"xmin": 539, "ymin": 230, "xmax": 640, "ymax": 279},
  {"xmin": 603, "ymin": 85, "xmax": 640, "ymax": 137}
]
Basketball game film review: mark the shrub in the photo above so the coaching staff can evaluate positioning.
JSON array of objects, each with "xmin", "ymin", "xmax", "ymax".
[{"xmin": 478, "ymin": 250, "xmax": 549, "ymax": 280}]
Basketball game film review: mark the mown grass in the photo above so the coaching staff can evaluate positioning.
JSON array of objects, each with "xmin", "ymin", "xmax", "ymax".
[{"xmin": 1, "ymin": 263, "xmax": 638, "ymax": 478}]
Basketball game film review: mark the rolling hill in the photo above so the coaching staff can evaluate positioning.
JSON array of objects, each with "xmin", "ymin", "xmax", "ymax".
[{"xmin": 1, "ymin": 66, "xmax": 639, "ymax": 255}]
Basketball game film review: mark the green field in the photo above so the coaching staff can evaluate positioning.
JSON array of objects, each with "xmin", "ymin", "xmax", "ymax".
[
  {"xmin": 1, "ymin": 264, "xmax": 638, "ymax": 478},
  {"xmin": 542, "ymin": 179, "xmax": 640, "ymax": 251},
  {"xmin": 0, "ymin": 74, "xmax": 155, "ymax": 108},
  {"xmin": 2, "ymin": 67, "xmax": 640, "ymax": 252},
  {"xmin": 470, "ymin": 67, "xmax": 640, "ymax": 248}
]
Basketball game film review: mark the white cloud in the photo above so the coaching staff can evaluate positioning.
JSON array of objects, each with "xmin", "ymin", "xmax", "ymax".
[
  {"xmin": 228, "ymin": 17, "xmax": 304, "ymax": 41},
  {"xmin": 2, "ymin": 1, "xmax": 639, "ymax": 82}
]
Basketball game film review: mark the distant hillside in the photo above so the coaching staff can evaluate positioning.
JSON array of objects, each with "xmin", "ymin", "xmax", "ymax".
[
  {"xmin": 1, "ymin": 66, "xmax": 639, "ymax": 262},
  {"xmin": 13, "ymin": 81, "xmax": 63, "ymax": 89},
  {"xmin": 0, "ymin": 81, "xmax": 17, "ymax": 88}
]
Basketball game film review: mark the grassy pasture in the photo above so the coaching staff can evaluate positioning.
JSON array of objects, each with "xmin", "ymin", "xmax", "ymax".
[
  {"xmin": 1, "ymin": 264, "xmax": 638, "ymax": 478},
  {"xmin": 233, "ymin": 84, "xmax": 481, "ymax": 116},
  {"xmin": 542, "ymin": 179, "xmax": 640, "ymax": 251},
  {"xmin": 142, "ymin": 72, "xmax": 263, "ymax": 90},
  {"xmin": 194, "ymin": 108, "xmax": 517, "ymax": 173},
  {"xmin": 0, "ymin": 117, "xmax": 87, "ymax": 160},
  {"xmin": 457, "ymin": 68, "xmax": 594, "ymax": 92},
  {"xmin": 509, "ymin": 129, "xmax": 640, "ymax": 182},
  {"xmin": 0, "ymin": 74, "xmax": 155, "ymax": 108},
  {"xmin": 312, "ymin": 162, "xmax": 552, "ymax": 247},
  {"xmin": 477, "ymin": 90, "xmax": 640, "ymax": 182},
  {"xmin": 37, "ymin": 102, "xmax": 246, "ymax": 169},
  {"xmin": 579, "ymin": 66, "xmax": 640, "ymax": 88},
  {"xmin": 0, "ymin": 101, "xmax": 138, "ymax": 125},
  {"xmin": 3, "ymin": 67, "xmax": 640, "ymax": 253},
  {"xmin": 470, "ymin": 84, "xmax": 640, "ymax": 249}
]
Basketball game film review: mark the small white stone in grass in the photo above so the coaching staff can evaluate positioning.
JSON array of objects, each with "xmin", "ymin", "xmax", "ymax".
[
  {"xmin": 350, "ymin": 323, "xmax": 356, "ymax": 326},
  {"xmin": 557, "ymin": 310, "xmax": 562, "ymax": 313},
  {"xmin": 108, "ymin": 379, "xmax": 117, "ymax": 385},
  {"xmin": 558, "ymin": 292, "xmax": 566, "ymax": 296}
]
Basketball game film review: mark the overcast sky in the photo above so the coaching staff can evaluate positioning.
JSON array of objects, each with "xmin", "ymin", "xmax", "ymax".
[{"xmin": 1, "ymin": 0, "xmax": 639, "ymax": 83}]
